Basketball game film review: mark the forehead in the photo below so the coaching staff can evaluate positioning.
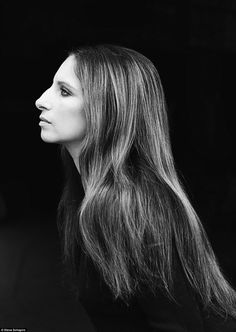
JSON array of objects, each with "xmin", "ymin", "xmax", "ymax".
[{"xmin": 54, "ymin": 55, "xmax": 80, "ymax": 87}]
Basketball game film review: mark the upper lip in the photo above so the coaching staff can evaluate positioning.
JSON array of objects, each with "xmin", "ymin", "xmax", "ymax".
[{"xmin": 39, "ymin": 115, "xmax": 51, "ymax": 123}]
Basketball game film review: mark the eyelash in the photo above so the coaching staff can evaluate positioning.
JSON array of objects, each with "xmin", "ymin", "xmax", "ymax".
[{"xmin": 60, "ymin": 86, "xmax": 71, "ymax": 97}]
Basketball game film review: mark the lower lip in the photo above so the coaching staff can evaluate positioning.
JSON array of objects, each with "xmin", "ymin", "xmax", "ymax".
[{"xmin": 39, "ymin": 121, "xmax": 51, "ymax": 126}]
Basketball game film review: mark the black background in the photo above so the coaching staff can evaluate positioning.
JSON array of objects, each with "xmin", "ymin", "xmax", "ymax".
[{"xmin": 0, "ymin": 0, "xmax": 236, "ymax": 329}]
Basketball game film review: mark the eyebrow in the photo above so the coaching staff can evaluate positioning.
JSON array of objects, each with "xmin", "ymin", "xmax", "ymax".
[{"xmin": 53, "ymin": 78, "xmax": 77, "ymax": 91}]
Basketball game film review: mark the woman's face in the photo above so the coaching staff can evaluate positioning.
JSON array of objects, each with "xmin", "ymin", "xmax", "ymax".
[{"xmin": 35, "ymin": 55, "xmax": 86, "ymax": 152}]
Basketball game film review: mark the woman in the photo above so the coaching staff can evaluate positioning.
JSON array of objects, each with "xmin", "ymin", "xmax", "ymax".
[{"xmin": 35, "ymin": 44, "xmax": 236, "ymax": 331}]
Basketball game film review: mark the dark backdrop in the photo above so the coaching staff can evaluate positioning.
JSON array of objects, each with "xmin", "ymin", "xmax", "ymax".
[{"xmin": 0, "ymin": 0, "xmax": 235, "ymax": 329}]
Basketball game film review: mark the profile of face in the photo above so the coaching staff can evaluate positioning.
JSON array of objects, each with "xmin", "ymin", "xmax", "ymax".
[{"xmin": 35, "ymin": 55, "xmax": 86, "ymax": 155}]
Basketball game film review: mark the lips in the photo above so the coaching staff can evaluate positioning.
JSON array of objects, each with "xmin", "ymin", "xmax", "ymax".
[{"xmin": 39, "ymin": 116, "xmax": 51, "ymax": 123}]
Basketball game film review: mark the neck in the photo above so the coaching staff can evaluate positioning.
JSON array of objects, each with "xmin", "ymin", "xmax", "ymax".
[{"xmin": 63, "ymin": 143, "xmax": 81, "ymax": 174}]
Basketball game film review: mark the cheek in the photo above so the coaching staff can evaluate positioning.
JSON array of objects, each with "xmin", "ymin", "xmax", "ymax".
[{"xmin": 59, "ymin": 106, "xmax": 86, "ymax": 138}]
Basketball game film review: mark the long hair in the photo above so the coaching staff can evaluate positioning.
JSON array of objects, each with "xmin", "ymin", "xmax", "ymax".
[{"xmin": 57, "ymin": 44, "xmax": 236, "ymax": 318}]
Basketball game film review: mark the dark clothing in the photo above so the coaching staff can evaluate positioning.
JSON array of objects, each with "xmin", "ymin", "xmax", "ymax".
[{"xmin": 77, "ymin": 247, "xmax": 236, "ymax": 332}]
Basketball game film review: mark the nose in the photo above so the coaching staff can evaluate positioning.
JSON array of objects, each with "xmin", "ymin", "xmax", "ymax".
[{"xmin": 35, "ymin": 89, "xmax": 51, "ymax": 111}]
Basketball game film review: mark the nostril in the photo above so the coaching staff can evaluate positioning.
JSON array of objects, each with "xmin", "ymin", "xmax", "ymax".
[{"xmin": 35, "ymin": 100, "xmax": 46, "ymax": 111}]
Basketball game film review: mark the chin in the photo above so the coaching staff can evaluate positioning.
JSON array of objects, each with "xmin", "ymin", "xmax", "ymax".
[{"xmin": 40, "ymin": 133, "xmax": 59, "ymax": 143}]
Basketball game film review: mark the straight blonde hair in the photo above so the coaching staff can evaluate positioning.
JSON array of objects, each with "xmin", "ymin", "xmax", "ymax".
[{"xmin": 57, "ymin": 44, "xmax": 236, "ymax": 318}]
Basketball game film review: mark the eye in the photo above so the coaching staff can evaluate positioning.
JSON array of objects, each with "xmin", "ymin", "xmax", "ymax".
[{"xmin": 60, "ymin": 86, "xmax": 71, "ymax": 97}]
